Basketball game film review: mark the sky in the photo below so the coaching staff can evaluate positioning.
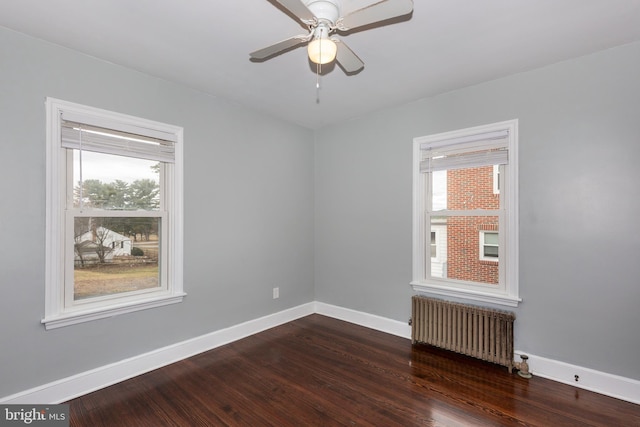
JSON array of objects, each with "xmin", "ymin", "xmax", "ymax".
[
  {"xmin": 432, "ymin": 170, "xmax": 446, "ymax": 211},
  {"xmin": 74, "ymin": 151, "xmax": 159, "ymax": 185}
]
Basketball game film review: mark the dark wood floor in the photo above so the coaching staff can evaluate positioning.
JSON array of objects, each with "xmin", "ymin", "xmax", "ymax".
[{"xmin": 67, "ymin": 314, "xmax": 639, "ymax": 426}]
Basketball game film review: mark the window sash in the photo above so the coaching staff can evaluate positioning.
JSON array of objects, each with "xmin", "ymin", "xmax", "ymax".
[
  {"xmin": 64, "ymin": 210, "xmax": 169, "ymax": 310},
  {"xmin": 425, "ymin": 209, "xmax": 505, "ymax": 286}
]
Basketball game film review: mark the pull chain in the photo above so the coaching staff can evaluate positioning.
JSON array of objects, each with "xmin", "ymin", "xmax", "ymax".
[
  {"xmin": 316, "ymin": 62, "xmax": 321, "ymax": 103},
  {"xmin": 315, "ymin": 40, "xmax": 322, "ymax": 103}
]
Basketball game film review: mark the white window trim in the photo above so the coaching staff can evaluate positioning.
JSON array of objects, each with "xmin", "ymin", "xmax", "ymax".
[
  {"xmin": 411, "ymin": 119, "xmax": 520, "ymax": 307},
  {"xmin": 43, "ymin": 98, "xmax": 185, "ymax": 329}
]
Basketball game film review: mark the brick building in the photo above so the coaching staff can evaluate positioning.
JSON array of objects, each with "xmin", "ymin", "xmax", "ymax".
[{"xmin": 445, "ymin": 165, "xmax": 499, "ymax": 284}]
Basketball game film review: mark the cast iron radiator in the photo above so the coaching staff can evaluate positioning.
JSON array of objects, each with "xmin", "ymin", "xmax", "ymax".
[{"xmin": 411, "ymin": 295, "xmax": 516, "ymax": 371}]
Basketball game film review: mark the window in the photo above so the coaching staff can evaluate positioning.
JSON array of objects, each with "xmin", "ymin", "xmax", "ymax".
[
  {"xmin": 430, "ymin": 231, "xmax": 437, "ymax": 258},
  {"xmin": 44, "ymin": 98, "xmax": 184, "ymax": 329},
  {"xmin": 480, "ymin": 231, "xmax": 499, "ymax": 261},
  {"xmin": 412, "ymin": 120, "xmax": 519, "ymax": 307}
]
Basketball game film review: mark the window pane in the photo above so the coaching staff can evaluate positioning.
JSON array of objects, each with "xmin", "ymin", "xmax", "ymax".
[
  {"xmin": 73, "ymin": 216, "xmax": 160, "ymax": 300},
  {"xmin": 484, "ymin": 245, "xmax": 499, "ymax": 258},
  {"xmin": 431, "ymin": 165, "xmax": 500, "ymax": 211},
  {"xmin": 73, "ymin": 150, "xmax": 160, "ymax": 210},
  {"xmin": 429, "ymin": 218, "xmax": 446, "ymax": 277},
  {"xmin": 484, "ymin": 232, "xmax": 499, "ymax": 245},
  {"xmin": 430, "ymin": 215, "xmax": 499, "ymax": 285}
]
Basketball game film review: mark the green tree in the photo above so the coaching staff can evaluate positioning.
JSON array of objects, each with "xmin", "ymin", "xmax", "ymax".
[
  {"xmin": 73, "ymin": 169, "xmax": 160, "ymax": 247},
  {"xmin": 129, "ymin": 179, "xmax": 159, "ymax": 210},
  {"xmin": 111, "ymin": 180, "xmax": 130, "ymax": 209},
  {"xmin": 74, "ymin": 179, "xmax": 112, "ymax": 209}
]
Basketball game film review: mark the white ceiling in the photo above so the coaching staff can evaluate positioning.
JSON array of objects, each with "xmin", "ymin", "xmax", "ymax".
[{"xmin": 1, "ymin": 0, "xmax": 639, "ymax": 129}]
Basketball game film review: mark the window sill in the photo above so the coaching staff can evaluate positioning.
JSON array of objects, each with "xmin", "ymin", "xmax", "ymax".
[
  {"xmin": 410, "ymin": 281, "xmax": 520, "ymax": 307},
  {"xmin": 42, "ymin": 293, "xmax": 186, "ymax": 330}
]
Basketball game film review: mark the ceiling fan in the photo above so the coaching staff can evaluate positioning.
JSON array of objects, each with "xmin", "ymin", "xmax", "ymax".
[{"xmin": 250, "ymin": 0, "xmax": 414, "ymax": 74}]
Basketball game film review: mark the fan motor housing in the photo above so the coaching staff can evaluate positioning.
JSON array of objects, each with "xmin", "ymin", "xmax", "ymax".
[{"xmin": 305, "ymin": 0, "xmax": 341, "ymax": 25}]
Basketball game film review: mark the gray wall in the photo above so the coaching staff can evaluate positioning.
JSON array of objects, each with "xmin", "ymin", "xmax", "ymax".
[
  {"xmin": 0, "ymin": 27, "xmax": 315, "ymax": 397},
  {"xmin": 315, "ymin": 41, "xmax": 640, "ymax": 380},
  {"xmin": 2, "ymin": 22, "xmax": 639, "ymax": 399}
]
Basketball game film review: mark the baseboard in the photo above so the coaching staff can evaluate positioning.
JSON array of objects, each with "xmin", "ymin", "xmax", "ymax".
[
  {"xmin": 314, "ymin": 301, "xmax": 412, "ymax": 339},
  {"xmin": 0, "ymin": 303, "xmax": 315, "ymax": 404},
  {"xmin": 2, "ymin": 302, "xmax": 637, "ymax": 406},
  {"xmin": 317, "ymin": 304, "xmax": 639, "ymax": 405},
  {"xmin": 514, "ymin": 351, "xmax": 640, "ymax": 405}
]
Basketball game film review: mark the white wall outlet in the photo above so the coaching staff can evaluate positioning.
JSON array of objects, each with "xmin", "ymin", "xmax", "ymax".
[{"xmin": 272, "ymin": 287, "xmax": 279, "ymax": 299}]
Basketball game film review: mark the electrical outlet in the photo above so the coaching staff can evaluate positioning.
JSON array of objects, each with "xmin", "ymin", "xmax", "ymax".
[{"xmin": 273, "ymin": 287, "xmax": 279, "ymax": 299}]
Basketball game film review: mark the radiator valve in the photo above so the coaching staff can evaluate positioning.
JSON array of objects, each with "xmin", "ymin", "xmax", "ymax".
[{"xmin": 516, "ymin": 354, "xmax": 532, "ymax": 379}]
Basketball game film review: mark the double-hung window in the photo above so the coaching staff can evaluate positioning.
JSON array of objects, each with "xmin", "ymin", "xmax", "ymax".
[
  {"xmin": 411, "ymin": 120, "xmax": 519, "ymax": 306},
  {"xmin": 480, "ymin": 231, "xmax": 499, "ymax": 261},
  {"xmin": 44, "ymin": 98, "xmax": 184, "ymax": 329}
]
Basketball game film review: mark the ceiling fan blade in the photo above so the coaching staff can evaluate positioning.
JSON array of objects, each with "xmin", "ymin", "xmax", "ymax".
[
  {"xmin": 250, "ymin": 35, "xmax": 309, "ymax": 60},
  {"xmin": 338, "ymin": 0, "xmax": 413, "ymax": 31},
  {"xmin": 273, "ymin": 0, "xmax": 316, "ymax": 24},
  {"xmin": 334, "ymin": 40, "xmax": 364, "ymax": 74}
]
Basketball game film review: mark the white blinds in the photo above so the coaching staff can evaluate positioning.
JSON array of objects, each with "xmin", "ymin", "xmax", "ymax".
[
  {"xmin": 420, "ymin": 130, "xmax": 509, "ymax": 173},
  {"xmin": 60, "ymin": 112, "xmax": 175, "ymax": 163}
]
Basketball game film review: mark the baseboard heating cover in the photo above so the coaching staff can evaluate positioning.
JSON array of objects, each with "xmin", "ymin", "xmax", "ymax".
[{"xmin": 411, "ymin": 295, "xmax": 516, "ymax": 371}]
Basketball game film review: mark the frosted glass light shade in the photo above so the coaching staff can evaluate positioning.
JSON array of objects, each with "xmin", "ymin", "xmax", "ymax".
[{"xmin": 308, "ymin": 38, "xmax": 337, "ymax": 64}]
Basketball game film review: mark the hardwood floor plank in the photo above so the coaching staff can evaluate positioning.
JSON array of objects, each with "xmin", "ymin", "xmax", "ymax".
[{"xmin": 67, "ymin": 315, "xmax": 640, "ymax": 426}]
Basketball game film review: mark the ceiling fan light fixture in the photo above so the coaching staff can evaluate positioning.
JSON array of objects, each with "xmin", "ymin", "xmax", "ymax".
[
  {"xmin": 251, "ymin": 0, "xmax": 413, "ymax": 73},
  {"xmin": 307, "ymin": 36, "xmax": 337, "ymax": 64}
]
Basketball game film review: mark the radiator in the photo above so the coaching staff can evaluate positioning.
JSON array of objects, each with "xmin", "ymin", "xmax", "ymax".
[{"xmin": 411, "ymin": 295, "xmax": 516, "ymax": 372}]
